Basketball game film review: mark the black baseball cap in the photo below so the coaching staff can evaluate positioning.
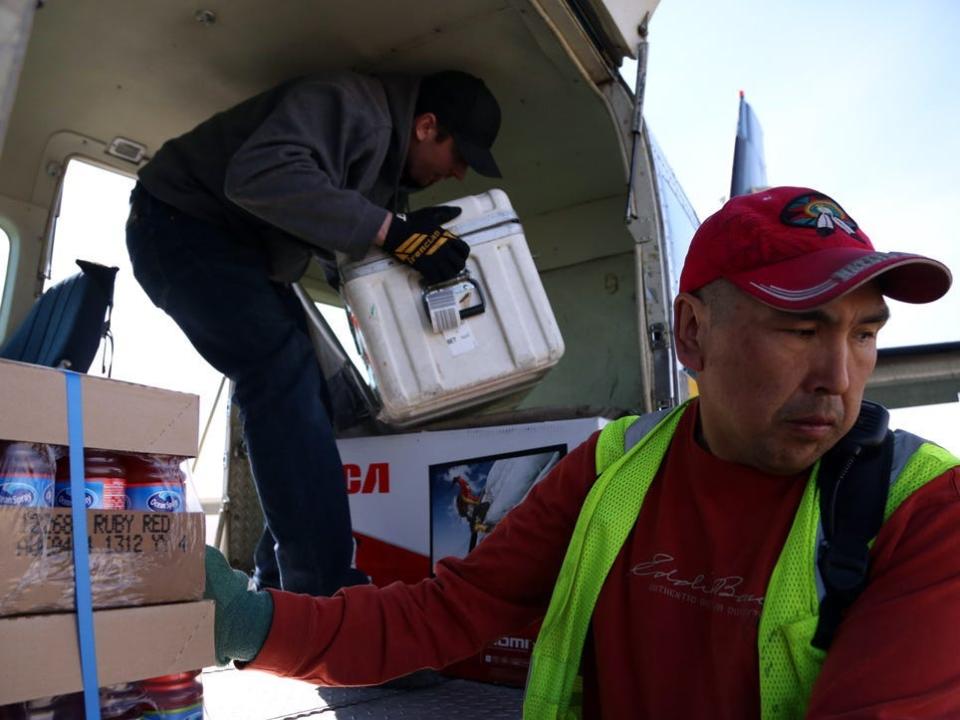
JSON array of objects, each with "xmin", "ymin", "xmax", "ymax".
[{"xmin": 417, "ymin": 70, "xmax": 502, "ymax": 178}]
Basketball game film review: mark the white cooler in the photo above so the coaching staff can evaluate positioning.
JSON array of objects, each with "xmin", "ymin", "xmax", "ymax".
[{"xmin": 339, "ymin": 189, "xmax": 564, "ymax": 428}]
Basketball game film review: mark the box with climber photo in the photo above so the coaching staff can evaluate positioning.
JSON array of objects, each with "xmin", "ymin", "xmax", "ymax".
[
  {"xmin": 340, "ymin": 414, "xmax": 609, "ymax": 685},
  {"xmin": 427, "ymin": 443, "xmax": 566, "ymax": 686}
]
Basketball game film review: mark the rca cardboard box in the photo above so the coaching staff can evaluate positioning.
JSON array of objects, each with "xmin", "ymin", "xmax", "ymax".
[
  {"xmin": 340, "ymin": 415, "xmax": 609, "ymax": 686},
  {"xmin": 0, "ymin": 599, "xmax": 215, "ymax": 705},
  {"xmin": 0, "ymin": 359, "xmax": 203, "ymax": 616}
]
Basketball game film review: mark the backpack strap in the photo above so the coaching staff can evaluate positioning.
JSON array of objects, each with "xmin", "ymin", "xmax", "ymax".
[{"xmin": 812, "ymin": 430, "xmax": 894, "ymax": 650}]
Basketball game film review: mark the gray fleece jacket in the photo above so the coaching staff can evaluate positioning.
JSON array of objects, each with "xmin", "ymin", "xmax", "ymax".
[{"xmin": 138, "ymin": 72, "xmax": 419, "ymax": 281}]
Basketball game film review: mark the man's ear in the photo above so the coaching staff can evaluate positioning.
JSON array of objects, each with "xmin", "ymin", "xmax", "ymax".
[
  {"xmin": 412, "ymin": 112, "xmax": 439, "ymax": 141},
  {"xmin": 674, "ymin": 292, "xmax": 707, "ymax": 373}
]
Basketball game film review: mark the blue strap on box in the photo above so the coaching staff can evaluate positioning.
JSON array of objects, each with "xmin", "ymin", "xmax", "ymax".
[{"xmin": 64, "ymin": 370, "xmax": 102, "ymax": 720}]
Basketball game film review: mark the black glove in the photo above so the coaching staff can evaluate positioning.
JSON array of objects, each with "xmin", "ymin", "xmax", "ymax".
[{"xmin": 382, "ymin": 206, "xmax": 469, "ymax": 284}]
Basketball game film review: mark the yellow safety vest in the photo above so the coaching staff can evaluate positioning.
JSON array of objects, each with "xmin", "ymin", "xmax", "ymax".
[{"xmin": 523, "ymin": 402, "xmax": 959, "ymax": 719}]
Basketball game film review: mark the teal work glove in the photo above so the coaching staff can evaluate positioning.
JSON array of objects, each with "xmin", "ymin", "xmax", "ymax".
[{"xmin": 203, "ymin": 545, "xmax": 274, "ymax": 666}]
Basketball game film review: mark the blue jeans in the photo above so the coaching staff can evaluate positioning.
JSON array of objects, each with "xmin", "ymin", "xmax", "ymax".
[{"xmin": 126, "ymin": 184, "xmax": 367, "ymax": 595}]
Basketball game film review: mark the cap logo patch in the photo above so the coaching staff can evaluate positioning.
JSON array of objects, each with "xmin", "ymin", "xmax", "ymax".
[{"xmin": 780, "ymin": 193, "xmax": 863, "ymax": 241}]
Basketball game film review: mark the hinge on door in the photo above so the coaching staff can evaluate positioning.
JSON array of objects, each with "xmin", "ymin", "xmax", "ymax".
[
  {"xmin": 648, "ymin": 322, "xmax": 667, "ymax": 349},
  {"xmin": 648, "ymin": 322, "xmax": 675, "ymax": 410}
]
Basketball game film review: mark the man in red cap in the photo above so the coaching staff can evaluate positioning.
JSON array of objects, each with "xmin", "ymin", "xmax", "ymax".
[{"xmin": 203, "ymin": 187, "xmax": 960, "ymax": 718}]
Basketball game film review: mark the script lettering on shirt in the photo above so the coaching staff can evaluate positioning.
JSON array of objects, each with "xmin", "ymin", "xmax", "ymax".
[{"xmin": 631, "ymin": 552, "xmax": 764, "ymax": 606}]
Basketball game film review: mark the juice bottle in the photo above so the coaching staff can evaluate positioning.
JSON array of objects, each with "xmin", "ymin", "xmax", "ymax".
[
  {"xmin": 100, "ymin": 682, "xmax": 147, "ymax": 719},
  {"xmin": 23, "ymin": 696, "xmax": 57, "ymax": 720},
  {"xmin": 0, "ymin": 442, "xmax": 55, "ymax": 507},
  {"xmin": 54, "ymin": 451, "xmax": 126, "ymax": 509},
  {"xmin": 51, "ymin": 693, "xmax": 82, "ymax": 718},
  {"xmin": 139, "ymin": 672, "xmax": 203, "ymax": 720},
  {"xmin": 0, "ymin": 696, "xmax": 62, "ymax": 719},
  {"xmin": 123, "ymin": 454, "xmax": 186, "ymax": 513},
  {"xmin": 0, "ymin": 700, "xmax": 26, "ymax": 719}
]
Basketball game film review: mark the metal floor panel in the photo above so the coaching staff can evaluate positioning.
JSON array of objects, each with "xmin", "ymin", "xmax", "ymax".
[{"xmin": 201, "ymin": 666, "xmax": 523, "ymax": 719}]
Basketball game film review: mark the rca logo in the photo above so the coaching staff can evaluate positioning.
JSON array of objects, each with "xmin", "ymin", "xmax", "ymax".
[{"xmin": 344, "ymin": 463, "xmax": 390, "ymax": 494}]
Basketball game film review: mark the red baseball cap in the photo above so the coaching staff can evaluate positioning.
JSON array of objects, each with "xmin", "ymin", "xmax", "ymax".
[{"xmin": 678, "ymin": 186, "xmax": 952, "ymax": 310}]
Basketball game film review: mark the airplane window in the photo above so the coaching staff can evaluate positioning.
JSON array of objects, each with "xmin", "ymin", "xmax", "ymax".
[
  {"xmin": 50, "ymin": 158, "xmax": 226, "ymax": 537},
  {"xmin": 317, "ymin": 301, "xmax": 372, "ymax": 386}
]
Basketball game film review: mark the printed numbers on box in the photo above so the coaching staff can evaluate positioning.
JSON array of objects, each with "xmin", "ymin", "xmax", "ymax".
[
  {"xmin": 50, "ymin": 513, "xmax": 72, "ymax": 535},
  {"xmin": 103, "ymin": 534, "xmax": 143, "ymax": 553},
  {"xmin": 15, "ymin": 533, "xmax": 44, "ymax": 557},
  {"xmin": 46, "ymin": 532, "xmax": 73, "ymax": 556}
]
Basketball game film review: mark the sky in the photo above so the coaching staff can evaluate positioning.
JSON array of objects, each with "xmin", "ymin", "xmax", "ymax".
[
  {"xmin": 3, "ymin": 0, "xmax": 958, "ymax": 501},
  {"xmin": 634, "ymin": 0, "xmax": 960, "ymax": 349},
  {"xmin": 630, "ymin": 0, "xmax": 960, "ymax": 449}
]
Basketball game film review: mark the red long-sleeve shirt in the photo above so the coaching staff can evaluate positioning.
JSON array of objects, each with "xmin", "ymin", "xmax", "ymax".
[{"xmin": 249, "ymin": 405, "xmax": 960, "ymax": 718}]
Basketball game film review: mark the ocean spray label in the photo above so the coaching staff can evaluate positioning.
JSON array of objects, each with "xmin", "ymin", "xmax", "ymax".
[
  {"xmin": 54, "ymin": 478, "xmax": 125, "ymax": 509},
  {"xmin": 126, "ymin": 483, "xmax": 185, "ymax": 512},
  {"xmin": 0, "ymin": 475, "xmax": 54, "ymax": 507}
]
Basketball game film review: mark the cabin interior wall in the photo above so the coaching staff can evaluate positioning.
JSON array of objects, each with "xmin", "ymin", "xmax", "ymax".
[
  {"xmin": 0, "ymin": 0, "xmax": 650, "ymax": 411},
  {"xmin": 0, "ymin": 194, "xmax": 46, "ymax": 338},
  {"xmin": 522, "ymin": 251, "xmax": 641, "ymax": 411},
  {"xmin": 513, "ymin": 194, "xmax": 644, "ymax": 410}
]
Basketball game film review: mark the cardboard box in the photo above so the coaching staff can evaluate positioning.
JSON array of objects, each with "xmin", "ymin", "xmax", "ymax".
[
  {"xmin": 0, "ymin": 361, "xmax": 204, "ymax": 616},
  {"xmin": 0, "ymin": 359, "xmax": 204, "ymax": 616},
  {"xmin": 0, "ymin": 600, "xmax": 215, "ymax": 705},
  {"xmin": 0, "ymin": 507, "xmax": 205, "ymax": 616},
  {"xmin": 340, "ymin": 416, "xmax": 608, "ymax": 685},
  {"xmin": 0, "ymin": 359, "xmax": 199, "ymax": 456}
]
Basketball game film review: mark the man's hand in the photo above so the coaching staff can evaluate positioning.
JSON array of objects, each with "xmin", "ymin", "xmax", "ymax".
[
  {"xmin": 204, "ymin": 545, "xmax": 274, "ymax": 665},
  {"xmin": 382, "ymin": 206, "xmax": 469, "ymax": 284}
]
